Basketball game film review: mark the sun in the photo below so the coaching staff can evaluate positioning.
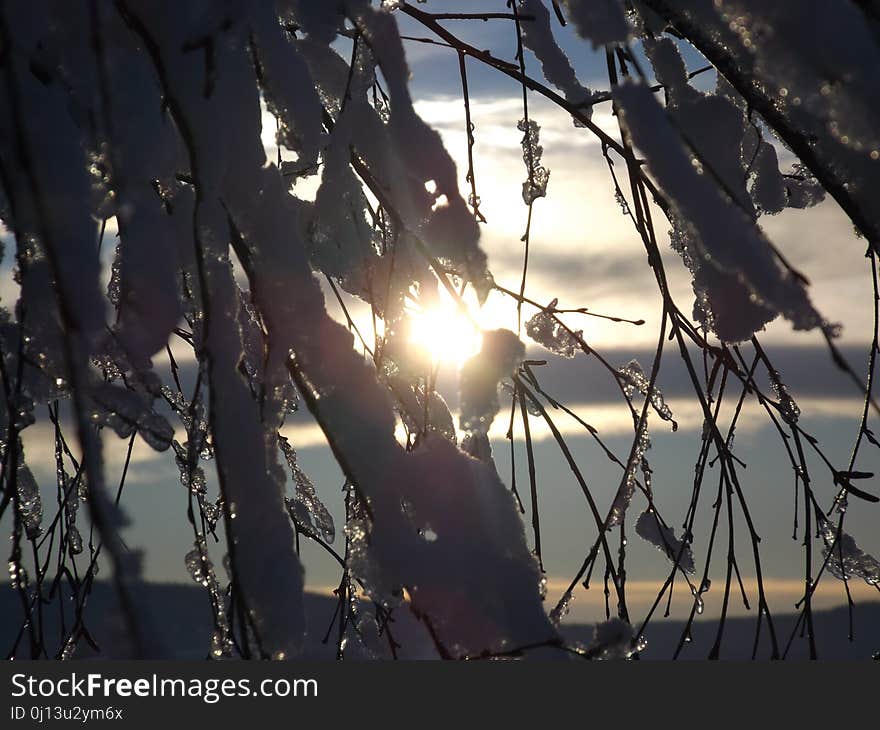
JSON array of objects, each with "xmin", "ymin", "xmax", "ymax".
[{"xmin": 406, "ymin": 296, "xmax": 483, "ymax": 368}]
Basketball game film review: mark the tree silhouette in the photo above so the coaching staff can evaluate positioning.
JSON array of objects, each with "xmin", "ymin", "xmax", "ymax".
[{"xmin": 0, "ymin": 0, "xmax": 878, "ymax": 660}]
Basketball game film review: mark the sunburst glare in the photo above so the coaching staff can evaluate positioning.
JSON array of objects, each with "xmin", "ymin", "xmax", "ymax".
[{"xmin": 405, "ymin": 290, "xmax": 484, "ymax": 368}]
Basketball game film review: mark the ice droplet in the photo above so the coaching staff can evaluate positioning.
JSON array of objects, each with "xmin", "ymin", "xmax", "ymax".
[
  {"xmin": 525, "ymin": 299, "xmax": 580, "ymax": 358},
  {"xmin": 68, "ymin": 526, "xmax": 83, "ymax": 556},
  {"xmin": 549, "ymin": 590, "xmax": 574, "ymax": 626},
  {"xmin": 691, "ymin": 583, "xmax": 706, "ymax": 615},
  {"xmin": 185, "ymin": 548, "xmax": 209, "ymax": 586},
  {"xmin": 771, "ymin": 375, "xmax": 800, "ymax": 425}
]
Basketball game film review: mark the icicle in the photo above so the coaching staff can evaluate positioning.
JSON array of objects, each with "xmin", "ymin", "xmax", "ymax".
[
  {"xmin": 8, "ymin": 559, "xmax": 28, "ymax": 590},
  {"xmin": 108, "ymin": 242, "xmax": 122, "ymax": 307},
  {"xmin": 608, "ymin": 417, "xmax": 651, "ymax": 527},
  {"xmin": 518, "ymin": 119, "xmax": 550, "ymax": 205},
  {"xmin": 2, "ymin": 434, "xmax": 43, "ymax": 540},
  {"xmin": 162, "ymin": 386, "xmax": 212, "ymax": 459},
  {"xmin": 279, "ymin": 435, "xmax": 335, "ymax": 543},
  {"xmin": 68, "ymin": 526, "xmax": 83, "ymax": 557},
  {"xmin": 17, "ymin": 462, "xmax": 43, "ymax": 540},
  {"xmin": 185, "ymin": 536, "xmax": 234, "ymax": 658},
  {"xmin": 64, "ymin": 475, "xmax": 83, "ymax": 556},
  {"xmin": 344, "ymin": 517, "xmax": 403, "ymax": 610},
  {"xmin": 549, "ymin": 590, "xmax": 575, "ymax": 627},
  {"xmin": 172, "ymin": 441, "xmax": 207, "ymax": 495},
  {"xmin": 618, "ymin": 359, "xmax": 675, "ymax": 425},
  {"xmin": 769, "ymin": 374, "xmax": 800, "ymax": 426},
  {"xmin": 185, "ymin": 547, "xmax": 209, "ymax": 587}
]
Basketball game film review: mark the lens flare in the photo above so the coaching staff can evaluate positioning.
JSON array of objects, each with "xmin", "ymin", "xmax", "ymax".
[{"xmin": 406, "ymin": 299, "xmax": 483, "ymax": 367}]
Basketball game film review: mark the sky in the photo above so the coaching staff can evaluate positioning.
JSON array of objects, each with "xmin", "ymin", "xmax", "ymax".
[{"xmin": 2, "ymin": 0, "xmax": 879, "ymax": 643}]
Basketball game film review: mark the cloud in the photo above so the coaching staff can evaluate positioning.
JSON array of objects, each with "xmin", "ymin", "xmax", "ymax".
[
  {"xmin": 139, "ymin": 338, "xmax": 876, "ymax": 433},
  {"xmin": 407, "ymin": 76, "xmax": 873, "ymax": 351},
  {"xmin": 535, "ymin": 576, "xmax": 880, "ymax": 624},
  {"xmin": 18, "ymin": 391, "xmax": 865, "ymax": 489},
  {"xmin": 20, "ymin": 421, "xmax": 190, "ymax": 486},
  {"xmin": 271, "ymin": 394, "xmax": 866, "ymax": 457}
]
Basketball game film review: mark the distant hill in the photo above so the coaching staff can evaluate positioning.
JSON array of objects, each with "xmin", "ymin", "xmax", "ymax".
[
  {"xmin": 559, "ymin": 602, "xmax": 880, "ymax": 660},
  {"xmin": 1, "ymin": 583, "xmax": 877, "ymax": 660}
]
